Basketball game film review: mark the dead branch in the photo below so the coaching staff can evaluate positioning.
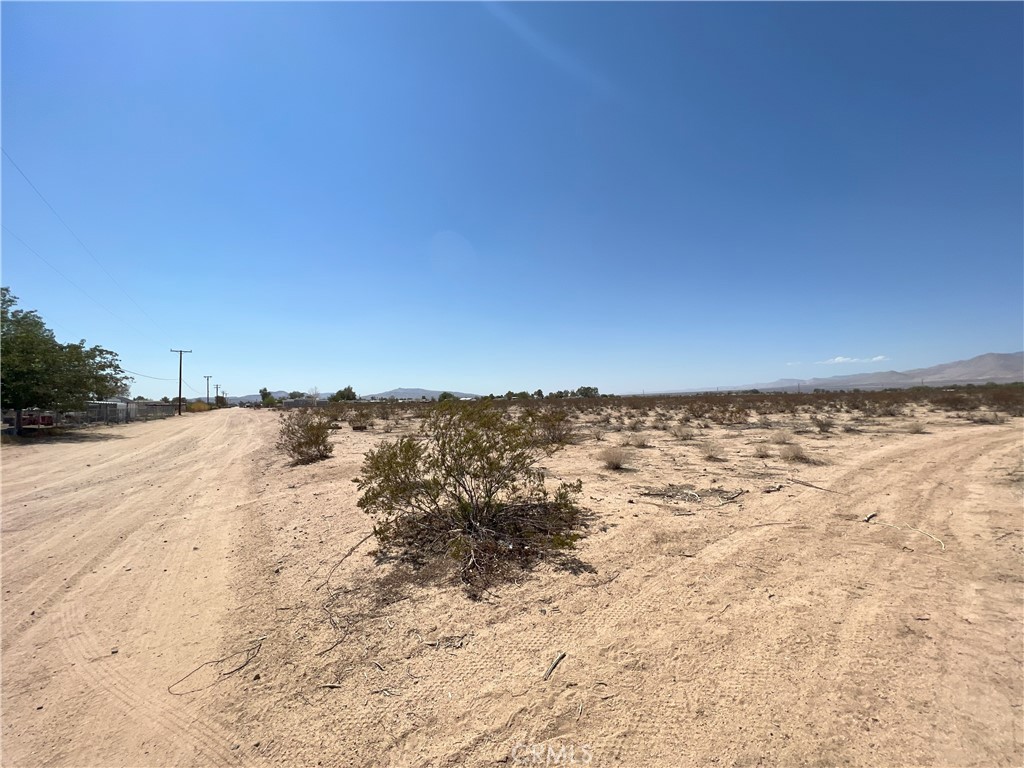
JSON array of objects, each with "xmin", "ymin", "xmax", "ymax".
[
  {"xmin": 544, "ymin": 651, "xmax": 567, "ymax": 681},
  {"xmin": 788, "ymin": 478, "xmax": 843, "ymax": 494},
  {"xmin": 168, "ymin": 635, "xmax": 266, "ymax": 695},
  {"xmin": 718, "ymin": 489, "xmax": 747, "ymax": 506},
  {"xmin": 315, "ymin": 532, "xmax": 375, "ymax": 592}
]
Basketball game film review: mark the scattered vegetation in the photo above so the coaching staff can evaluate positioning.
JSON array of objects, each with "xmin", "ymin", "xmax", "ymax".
[{"xmin": 356, "ymin": 401, "xmax": 585, "ymax": 591}]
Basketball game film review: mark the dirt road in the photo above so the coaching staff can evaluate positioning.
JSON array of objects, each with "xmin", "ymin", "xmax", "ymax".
[
  {"xmin": 2, "ymin": 409, "xmax": 271, "ymax": 767},
  {"xmin": 2, "ymin": 407, "xmax": 1021, "ymax": 767}
]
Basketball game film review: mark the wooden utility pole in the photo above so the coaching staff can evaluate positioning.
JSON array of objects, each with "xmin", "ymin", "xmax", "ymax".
[{"xmin": 171, "ymin": 349, "xmax": 192, "ymax": 415}]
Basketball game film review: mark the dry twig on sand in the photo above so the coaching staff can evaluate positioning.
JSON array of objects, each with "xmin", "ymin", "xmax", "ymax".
[
  {"xmin": 168, "ymin": 635, "xmax": 267, "ymax": 695},
  {"xmin": 315, "ymin": 532, "xmax": 375, "ymax": 592},
  {"xmin": 788, "ymin": 477, "xmax": 844, "ymax": 494},
  {"xmin": 544, "ymin": 651, "xmax": 567, "ymax": 681}
]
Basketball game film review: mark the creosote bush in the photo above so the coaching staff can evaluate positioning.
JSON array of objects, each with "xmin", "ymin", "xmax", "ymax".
[
  {"xmin": 277, "ymin": 408, "xmax": 334, "ymax": 463},
  {"xmin": 356, "ymin": 401, "xmax": 585, "ymax": 590}
]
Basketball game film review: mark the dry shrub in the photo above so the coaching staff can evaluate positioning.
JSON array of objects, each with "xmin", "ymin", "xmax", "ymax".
[
  {"xmin": 632, "ymin": 434, "xmax": 652, "ymax": 448},
  {"xmin": 598, "ymin": 446, "xmax": 631, "ymax": 470},
  {"xmin": 906, "ymin": 421, "xmax": 926, "ymax": 434},
  {"xmin": 277, "ymin": 408, "xmax": 334, "ymax": 463},
  {"xmin": 356, "ymin": 401, "xmax": 584, "ymax": 590},
  {"xmin": 970, "ymin": 411, "xmax": 1007, "ymax": 425},
  {"xmin": 779, "ymin": 443, "xmax": 809, "ymax": 463},
  {"xmin": 671, "ymin": 425, "xmax": 695, "ymax": 441},
  {"xmin": 769, "ymin": 430, "xmax": 794, "ymax": 445},
  {"xmin": 701, "ymin": 441, "xmax": 725, "ymax": 461},
  {"xmin": 752, "ymin": 443, "xmax": 772, "ymax": 459},
  {"xmin": 186, "ymin": 401, "xmax": 211, "ymax": 413},
  {"xmin": 811, "ymin": 415, "xmax": 835, "ymax": 433}
]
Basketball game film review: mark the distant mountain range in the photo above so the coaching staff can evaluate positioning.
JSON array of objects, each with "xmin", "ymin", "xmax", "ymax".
[
  {"xmin": 738, "ymin": 352, "xmax": 1024, "ymax": 393},
  {"xmin": 361, "ymin": 387, "xmax": 480, "ymax": 401},
  {"xmin": 215, "ymin": 353, "xmax": 1021, "ymax": 404}
]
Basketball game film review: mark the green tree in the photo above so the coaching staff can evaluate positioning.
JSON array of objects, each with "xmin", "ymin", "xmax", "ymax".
[
  {"xmin": 259, "ymin": 387, "xmax": 277, "ymax": 406},
  {"xmin": 329, "ymin": 386, "xmax": 357, "ymax": 402},
  {"xmin": 438, "ymin": 391, "xmax": 458, "ymax": 402},
  {"xmin": 1, "ymin": 288, "xmax": 130, "ymax": 433},
  {"xmin": 288, "ymin": 391, "xmax": 305, "ymax": 400},
  {"xmin": 574, "ymin": 386, "xmax": 599, "ymax": 398},
  {"xmin": 214, "ymin": 395, "xmax": 228, "ymax": 407}
]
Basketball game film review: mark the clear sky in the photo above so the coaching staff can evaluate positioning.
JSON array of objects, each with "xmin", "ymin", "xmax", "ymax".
[{"xmin": 3, "ymin": 2, "xmax": 1021, "ymax": 398}]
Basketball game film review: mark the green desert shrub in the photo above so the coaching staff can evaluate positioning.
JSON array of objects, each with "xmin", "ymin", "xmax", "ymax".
[
  {"xmin": 356, "ymin": 401, "xmax": 585, "ymax": 589},
  {"xmin": 277, "ymin": 408, "xmax": 334, "ymax": 463},
  {"xmin": 529, "ymin": 406, "xmax": 577, "ymax": 448}
]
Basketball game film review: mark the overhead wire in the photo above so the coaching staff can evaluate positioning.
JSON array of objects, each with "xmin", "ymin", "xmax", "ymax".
[
  {"xmin": 2, "ymin": 224, "xmax": 146, "ymax": 337},
  {"xmin": 1, "ymin": 147, "xmax": 169, "ymax": 339},
  {"xmin": 122, "ymin": 368, "xmax": 178, "ymax": 382}
]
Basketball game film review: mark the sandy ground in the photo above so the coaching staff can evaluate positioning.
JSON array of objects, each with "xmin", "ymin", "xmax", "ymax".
[{"xmin": 2, "ymin": 406, "xmax": 1021, "ymax": 767}]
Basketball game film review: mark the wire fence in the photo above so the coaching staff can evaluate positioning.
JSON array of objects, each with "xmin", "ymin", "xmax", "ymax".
[{"xmin": 3, "ymin": 401, "xmax": 178, "ymax": 433}]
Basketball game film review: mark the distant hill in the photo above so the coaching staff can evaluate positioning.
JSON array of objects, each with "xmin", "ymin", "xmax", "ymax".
[
  {"xmin": 746, "ymin": 352, "xmax": 1024, "ymax": 392},
  {"xmin": 223, "ymin": 388, "xmax": 480, "ymax": 404},
  {"xmin": 226, "ymin": 391, "xmax": 288, "ymax": 404},
  {"xmin": 362, "ymin": 387, "xmax": 480, "ymax": 401}
]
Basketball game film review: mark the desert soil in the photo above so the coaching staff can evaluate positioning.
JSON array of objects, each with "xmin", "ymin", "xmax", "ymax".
[{"xmin": 2, "ymin": 406, "xmax": 1022, "ymax": 767}]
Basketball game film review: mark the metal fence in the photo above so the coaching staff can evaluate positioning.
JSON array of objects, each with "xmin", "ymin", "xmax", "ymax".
[{"xmin": 61, "ymin": 401, "xmax": 178, "ymax": 426}]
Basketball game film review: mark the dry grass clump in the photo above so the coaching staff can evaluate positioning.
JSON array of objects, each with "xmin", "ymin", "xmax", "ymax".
[
  {"xmin": 752, "ymin": 443, "xmax": 772, "ymax": 459},
  {"xmin": 770, "ymin": 429, "xmax": 794, "ymax": 444},
  {"xmin": 905, "ymin": 421, "xmax": 927, "ymax": 434},
  {"xmin": 969, "ymin": 411, "xmax": 1007, "ymax": 425},
  {"xmin": 779, "ymin": 443, "xmax": 810, "ymax": 463},
  {"xmin": 701, "ymin": 441, "xmax": 725, "ymax": 461},
  {"xmin": 810, "ymin": 415, "xmax": 835, "ymax": 433},
  {"xmin": 670, "ymin": 425, "xmax": 695, "ymax": 441},
  {"xmin": 598, "ymin": 446, "xmax": 632, "ymax": 470}
]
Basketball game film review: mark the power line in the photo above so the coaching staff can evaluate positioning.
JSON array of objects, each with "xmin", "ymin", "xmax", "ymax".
[
  {"xmin": 122, "ymin": 368, "xmax": 177, "ymax": 382},
  {"xmin": 2, "ymin": 147, "xmax": 167, "ymax": 337},
  {"xmin": 2, "ymin": 225, "xmax": 139, "ymax": 333}
]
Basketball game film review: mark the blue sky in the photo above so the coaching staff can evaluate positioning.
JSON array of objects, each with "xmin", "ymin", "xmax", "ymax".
[{"xmin": 3, "ymin": 2, "xmax": 1021, "ymax": 398}]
